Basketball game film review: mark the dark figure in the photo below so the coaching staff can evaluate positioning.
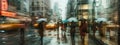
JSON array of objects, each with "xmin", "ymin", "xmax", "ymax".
[
  {"xmin": 70, "ymin": 21, "xmax": 76, "ymax": 45},
  {"xmin": 97, "ymin": 21, "xmax": 104, "ymax": 36},
  {"xmin": 20, "ymin": 28, "xmax": 25, "ymax": 45},
  {"xmin": 63, "ymin": 23, "xmax": 67, "ymax": 43},
  {"xmin": 92, "ymin": 21, "xmax": 97, "ymax": 37},
  {"xmin": 38, "ymin": 21, "xmax": 45, "ymax": 45},
  {"xmin": 57, "ymin": 22, "xmax": 60, "ymax": 44},
  {"xmin": 61, "ymin": 23, "xmax": 67, "ymax": 43},
  {"xmin": 79, "ymin": 20, "xmax": 87, "ymax": 45},
  {"xmin": 64, "ymin": 23, "xmax": 67, "ymax": 32},
  {"xmin": 61, "ymin": 23, "xmax": 66, "ymax": 37}
]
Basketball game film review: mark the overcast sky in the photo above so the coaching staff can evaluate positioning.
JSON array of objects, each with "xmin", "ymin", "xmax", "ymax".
[{"xmin": 50, "ymin": 0, "xmax": 68, "ymax": 20}]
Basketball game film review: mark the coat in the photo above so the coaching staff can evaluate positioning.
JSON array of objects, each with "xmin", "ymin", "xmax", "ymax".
[
  {"xmin": 79, "ymin": 21, "xmax": 87, "ymax": 36},
  {"xmin": 70, "ymin": 22, "xmax": 76, "ymax": 33},
  {"xmin": 38, "ymin": 21, "xmax": 44, "ymax": 36}
]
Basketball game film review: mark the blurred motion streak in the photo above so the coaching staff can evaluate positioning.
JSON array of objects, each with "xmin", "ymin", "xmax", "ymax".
[
  {"xmin": 1, "ymin": 11, "xmax": 16, "ymax": 17},
  {"xmin": 0, "ymin": 24, "xmax": 25, "ymax": 30}
]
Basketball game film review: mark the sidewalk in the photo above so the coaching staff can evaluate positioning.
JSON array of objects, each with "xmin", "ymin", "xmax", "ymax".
[
  {"xmin": 94, "ymin": 30, "xmax": 117, "ymax": 45},
  {"xmin": 0, "ymin": 27, "xmax": 98, "ymax": 45}
]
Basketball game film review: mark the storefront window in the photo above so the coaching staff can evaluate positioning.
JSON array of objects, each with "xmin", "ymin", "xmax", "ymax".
[{"xmin": 89, "ymin": 0, "xmax": 118, "ymax": 45}]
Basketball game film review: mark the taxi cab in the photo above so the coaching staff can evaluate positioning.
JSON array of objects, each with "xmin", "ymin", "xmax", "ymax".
[
  {"xmin": 34, "ymin": 22, "xmax": 58, "ymax": 30},
  {"xmin": 0, "ymin": 18, "xmax": 25, "ymax": 30}
]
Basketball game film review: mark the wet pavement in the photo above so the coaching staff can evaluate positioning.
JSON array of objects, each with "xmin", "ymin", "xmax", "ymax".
[
  {"xmin": 89, "ymin": 30, "xmax": 118, "ymax": 45},
  {"xmin": 95, "ymin": 30, "xmax": 118, "ymax": 45},
  {"xmin": 0, "ymin": 27, "xmax": 98, "ymax": 45},
  {"xmin": 0, "ymin": 30, "xmax": 20, "ymax": 45}
]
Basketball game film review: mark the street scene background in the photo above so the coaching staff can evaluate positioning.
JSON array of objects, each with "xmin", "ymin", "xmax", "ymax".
[{"xmin": 0, "ymin": 0, "xmax": 119, "ymax": 45}]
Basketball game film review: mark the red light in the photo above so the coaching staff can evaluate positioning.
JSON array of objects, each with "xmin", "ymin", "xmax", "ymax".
[
  {"xmin": 1, "ymin": 0, "xmax": 8, "ymax": 11},
  {"xmin": 1, "ymin": 11, "xmax": 16, "ymax": 17}
]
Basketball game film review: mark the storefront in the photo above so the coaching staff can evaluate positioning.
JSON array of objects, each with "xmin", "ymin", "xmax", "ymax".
[
  {"xmin": 0, "ymin": 0, "xmax": 16, "ymax": 19},
  {"xmin": 88, "ymin": 0, "xmax": 119, "ymax": 45}
]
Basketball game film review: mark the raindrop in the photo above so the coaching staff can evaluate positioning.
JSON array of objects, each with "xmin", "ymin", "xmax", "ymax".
[
  {"xmin": 2, "ymin": 38, "xmax": 6, "ymax": 40},
  {"xmin": 2, "ymin": 42, "xmax": 6, "ymax": 43},
  {"xmin": 0, "ymin": 30, "xmax": 5, "ymax": 33}
]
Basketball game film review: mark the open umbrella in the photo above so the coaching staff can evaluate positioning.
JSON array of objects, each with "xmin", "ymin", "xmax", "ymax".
[
  {"xmin": 95, "ymin": 18, "xmax": 107, "ymax": 22},
  {"xmin": 62, "ymin": 19, "xmax": 68, "ymax": 23},
  {"xmin": 37, "ymin": 18, "xmax": 47, "ymax": 23},
  {"xmin": 68, "ymin": 17, "xmax": 78, "ymax": 22}
]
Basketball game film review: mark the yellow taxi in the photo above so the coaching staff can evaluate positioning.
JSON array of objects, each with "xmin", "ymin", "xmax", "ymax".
[{"xmin": 34, "ymin": 23, "xmax": 58, "ymax": 30}]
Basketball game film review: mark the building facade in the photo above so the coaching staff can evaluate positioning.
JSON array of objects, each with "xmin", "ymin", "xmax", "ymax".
[
  {"xmin": 29, "ymin": 0, "xmax": 51, "ymax": 18},
  {"xmin": 52, "ymin": 2, "xmax": 61, "ymax": 22},
  {"xmin": 66, "ymin": 0, "xmax": 79, "ymax": 19},
  {"xmin": 77, "ymin": 0, "xmax": 89, "ymax": 20}
]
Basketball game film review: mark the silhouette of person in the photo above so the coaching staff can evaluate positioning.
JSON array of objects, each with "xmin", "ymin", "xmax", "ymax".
[
  {"xmin": 79, "ymin": 19, "xmax": 87, "ymax": 45},
  {"xmin": 61, "ymin": 22, "xmax": 67, "ymax": 43},
  {"xmin": 98, "ymin": 21, "xmax": 104, "ymax": 36},
  {"xmin": 70, "ymin": 21, "xmax": 76, "ymax": 45},
  {"xmin": 38, "ymin": 21, "xmax": 45, "ymax": 45},
  {"xmin": 92, "ymin": 21, "xmax": 97, "ymax": 37}
]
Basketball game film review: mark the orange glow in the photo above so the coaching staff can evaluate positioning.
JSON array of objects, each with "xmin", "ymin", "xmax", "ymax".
[
  {"xmin": 0, "ymin": 24, "xmax": 25, "ymax": 30},
  {"xmin": 45, "ymin": 23, "xmax": 57, "ymax": 29},
  {"xmin": 1, "ymin": 0, "xmax": 8, "ymax": 11},
  {"xmin": 0, "ymin": 25, "xmax": 12, "ymax": 28},
  {"xmin": 1, "ymin": 11, "xmax": 16, "ymax": 17}
]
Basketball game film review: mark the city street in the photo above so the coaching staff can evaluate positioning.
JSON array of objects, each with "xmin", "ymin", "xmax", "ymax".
[
  {"xmin": 0, "ymin": 0, "xmax": 119, "ymax": 45},
  {"xmin": 0, "ymin": 27, "xmax": 98, "ymax": 45}
]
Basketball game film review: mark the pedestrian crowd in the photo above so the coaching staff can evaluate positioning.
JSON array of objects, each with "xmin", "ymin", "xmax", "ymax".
[{"xmin": 36, "ymin": 17, "xmax": 105, "ymax": 45}]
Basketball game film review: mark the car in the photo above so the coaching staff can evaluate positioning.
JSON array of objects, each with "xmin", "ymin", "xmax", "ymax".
[
  {"xmin": 0, "ymin": 23, "xmax": 25, "ymax": 30},
  {"xmin": 33, "ymin": 23, "xmax": 58, "ymax": 30},
  {"xmin": 45, "ymin": 23, "xmax": 57, "ymax": 30},
  {"xmin": 0, "ymin": 18, "xmax": 25, "ymax": 30},
  {"xmin": 33, "ymin": 23, "xmax": 39, "ymax": 28}
]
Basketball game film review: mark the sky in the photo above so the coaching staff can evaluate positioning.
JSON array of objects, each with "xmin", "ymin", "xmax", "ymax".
[{"xmin": 50, "ymin": 0, "xmax": 68, "ymax": 20}]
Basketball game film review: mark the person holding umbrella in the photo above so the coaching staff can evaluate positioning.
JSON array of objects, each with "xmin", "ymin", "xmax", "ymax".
[
  {"xmin": 70, "ymin": 21, "xmax": 76, "ymax": 45},
  {"xmin": 79, "ymin": 19, "xmax": 88, "ymax": 45},
  {"xmin": 68, "ymin": 17, "xmax": 78, "ymax": 45},
  {"xmin": 61, "ymin": 22, "xmax": 67, "ymax": 43},
  {"xmin": 97, "ymin": 21, "xmax": 104, "ymax": 37},
  {"xmin": 37, "ymin": 17, "xmax": 47, "ymax": 45}
]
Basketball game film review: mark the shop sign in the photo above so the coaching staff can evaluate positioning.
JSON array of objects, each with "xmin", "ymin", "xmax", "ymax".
[
  {"xmin": 1, "ymin": 11, "xmax": 16, "ymax": 17},
  {"xmin": 1, "ymin": 0, "xmax": 8, "ymax": 11},
  {"xmin": 0, "ymin": 0, "xmax": 16, "ymax": 17}
]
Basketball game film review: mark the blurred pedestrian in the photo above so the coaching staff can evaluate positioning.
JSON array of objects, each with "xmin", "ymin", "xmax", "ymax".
[
  {"xmin": 70, "ymin": 21, "xmax": 76, "ymax": 45},
  {"xmin": 79, "ymin": 19, "xmax": 88, "ymax": 45},
  {"xmin": 61, "ymin": 22, "xmax": 67, "ymax": 43},
  {"xmin": 92, "ymin": 21, "xmax": 97, "ymax": 37},
  {"xmin": 61, "ymin": 23, "xmax": 65, "ymax": 36},
  {"xmin": 57, "ymin": 21, "xmax": 60, "ymax": 43},
  {"xmin": 97, "ymin": 21, "xmax": 104, "ymax": 37},
  {"xmin": 38, "ymin": 21, "xmax": 46, "ymax": 45}
]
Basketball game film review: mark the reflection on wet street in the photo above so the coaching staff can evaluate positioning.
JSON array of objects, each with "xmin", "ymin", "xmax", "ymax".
[
  {"xmin": 0, "ymin": 28, "xmax": 98, "ymax": 45},
  {"xmin": 0, "ymin": 30, "xmax": 20, "ymax": 45},
  {"xmin": 0, "ymin": 0, "xmax": 119, "ymax": 45}
]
